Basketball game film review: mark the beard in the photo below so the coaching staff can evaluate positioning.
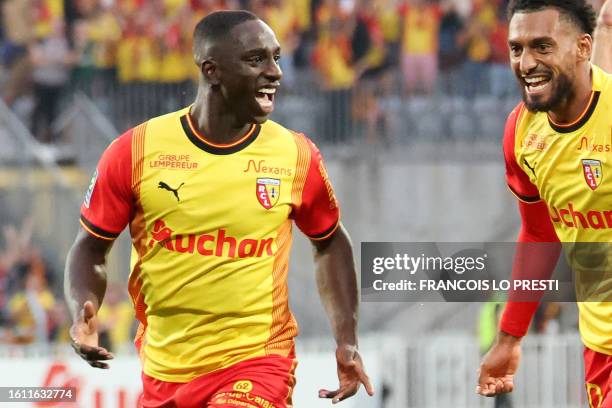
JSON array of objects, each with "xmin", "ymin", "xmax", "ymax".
[{"xmin": 521, "ymin": 70, "xmax": 575, "ymax": 113}]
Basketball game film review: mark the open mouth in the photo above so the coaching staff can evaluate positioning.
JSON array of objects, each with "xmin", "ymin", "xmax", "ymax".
[
  {"xmin": 255, "ymin": 88, "xmax": 276, "ymax": 113},
  {"xmin": 523, "ymin": 75, "xmax": 551, "ymax": 94}
]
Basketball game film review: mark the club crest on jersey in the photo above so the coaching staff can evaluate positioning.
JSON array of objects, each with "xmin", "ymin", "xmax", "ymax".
[
  {"xmin": 582, "ymin": 159, "xmax": 603, "ymax": 190},
  {"xmin": 256, "ymin": 178, "xmax": 280, "ymax": 209}
]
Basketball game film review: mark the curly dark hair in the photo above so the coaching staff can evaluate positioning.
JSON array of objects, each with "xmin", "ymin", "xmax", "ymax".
[{"xmin": 507, "ymin": 0, "xmax": 597, "ymax": 36}]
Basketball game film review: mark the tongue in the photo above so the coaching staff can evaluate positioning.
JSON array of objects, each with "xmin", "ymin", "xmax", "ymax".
[{"xmin": 256, "ymin": 94, "xmax": 273, "ymax": 112}]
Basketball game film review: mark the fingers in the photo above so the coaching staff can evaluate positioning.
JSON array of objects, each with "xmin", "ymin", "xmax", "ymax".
[
  {"xmin": 70, "ymin": 340, "xmax": 113, "ymax": 369},
  {"xmin": 318, "ymin": 387, "xmax": 357, "ymax": 404},
  {"xmin": 351, "ymin": 355, "xmax": 374, "ymax": 396},
  {"xmin": 361, "ymin": 373, "xmax": 375, "ymax": 396},
  {"xmin": 321, "ymin": 347, "xmax": 375, "ymax": 403},
  {"xmin": 476, "ymin": 374, "xmax": 514, "ymax": 397},
  {"xmin": 318, "ymin": 388, "xmax": 339, "ymax": 399}
]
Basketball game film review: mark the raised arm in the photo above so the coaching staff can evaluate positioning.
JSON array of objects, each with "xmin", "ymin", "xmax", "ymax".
[
  {"xmin": 593, "ymin": 0, "xmax": 612, "ymax": 72},
  {"xmin": 312, "ymin": 224, "xmax": 374, "ymax": 403},
  {"xmin": 64, "ymin": 229, "xmax": 115, "ymax": 368}
]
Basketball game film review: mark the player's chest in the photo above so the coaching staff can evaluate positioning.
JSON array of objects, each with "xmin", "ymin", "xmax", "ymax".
[
  {"xmin": 136, "ymin": 152, "xmax": 296, "ymax": 234},
  {"xmin": 519, "ymin": 121, "xmax": 612, "ymax": 204}
]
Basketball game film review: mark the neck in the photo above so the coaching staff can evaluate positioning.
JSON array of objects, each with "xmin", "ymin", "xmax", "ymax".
[
  {"xmin": 548, "ymin": 65, "xmax": 593, "ymax": 124},
  {"xmin": 189, "ymin": 88, "xmax": 253, "ymax": 144}
]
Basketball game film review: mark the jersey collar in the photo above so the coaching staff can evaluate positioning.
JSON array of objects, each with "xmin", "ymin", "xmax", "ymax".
[
  {"xmin": 547, "ymin": 90, "xmax": 600, "ymax": 134},
  {"xmin": 180, "ymin": 112, "xmax": 261, "ymax": 155},
  {"xmin": 547, "ymin": 66, "xmax": 602, "ymax": 134}
]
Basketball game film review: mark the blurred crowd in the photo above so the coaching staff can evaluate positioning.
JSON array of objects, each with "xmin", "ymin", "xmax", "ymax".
[
  {"xmin": 0, "ymin": 219, "xmax": 134, "ymax": 352},
  {"xmin": 0, "ymin": 0, "xmax": 607, "ymax": 144}
]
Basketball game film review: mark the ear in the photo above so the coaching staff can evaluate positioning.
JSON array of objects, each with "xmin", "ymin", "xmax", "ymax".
[
  {"xmin": 576, "ymin": 33, "xmax": 592, "ymax": 62},
  {"xmin": 202, "ymin": 60, "xmax": 220, "ymax": 86}
]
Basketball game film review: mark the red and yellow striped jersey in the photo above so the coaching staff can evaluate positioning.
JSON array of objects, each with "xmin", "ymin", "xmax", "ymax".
[
  {"xmin": 80, "ymin": 106, "xmax": 340, "ymax": 381},
  {"xmin": 504, "ymin": 65, "xmax": 612, "ymax": 354}
]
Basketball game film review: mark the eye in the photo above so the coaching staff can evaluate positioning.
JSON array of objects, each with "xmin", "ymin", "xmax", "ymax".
[
  {"xmin": 273, "ymin": 54, "xmax": 281, "ymax": 62},
  {"xmin": 536, "ymin": 44, "xmax": 551, "ymax": 53},
  {"xmin": 509, "ymin": 45, "xmax": 522, "ymax": 57},
  {"xmin": 249, "ymin": 55, "xmax": 265, "ymax": 64}
]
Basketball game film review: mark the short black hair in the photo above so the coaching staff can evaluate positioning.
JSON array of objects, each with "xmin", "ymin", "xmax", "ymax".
[
  {"xmin": 507, "ymin": 0, "xmax": 597, "ymax": 36},
  {"xmin": 193, "ymin": 10, "xmax": 259, "ymax": 64}
]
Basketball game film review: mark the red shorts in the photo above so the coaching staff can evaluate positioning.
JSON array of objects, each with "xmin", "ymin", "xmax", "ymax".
[
  {"xmin": 141, "ymin": 355, "xmax": 297, "ymax": 408},
  {"xmin": 585, "ymin": 347, "xmax": 612, "ymax": 408}
]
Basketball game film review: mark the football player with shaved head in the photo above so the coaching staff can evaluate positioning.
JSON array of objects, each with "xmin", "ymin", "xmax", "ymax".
[
  {"xmin": 65, "ymin": 10, "xmax": 373, "ymax": 408},
  {"xmin": 477, "ymin": 1, "xmax": 612, "ymax": 406}
]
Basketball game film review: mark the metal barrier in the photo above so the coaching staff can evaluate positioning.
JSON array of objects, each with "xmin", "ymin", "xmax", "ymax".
[{"xmin": 72, "ymin": 69, "xmax": 521, "ymax": 148}]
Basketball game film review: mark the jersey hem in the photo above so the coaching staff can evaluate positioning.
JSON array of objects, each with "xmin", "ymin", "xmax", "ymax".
[
  {"xmin": 583, "ymin": 338, "xmax": 612, "ymax": 356},
  {"xmin": 142, "ymin": 350, "xmax": 280, "ymax": 383},
  {"xmin": 506, "ymin": 185, "xmax": 541, "ymax": 204},
  {"xmin": 307, "ymin": 218, "xmax": 340, "ymax": 241},
  {"xmin": 79, "ymin": 215, "xmax": 119, "ymax": 240}
]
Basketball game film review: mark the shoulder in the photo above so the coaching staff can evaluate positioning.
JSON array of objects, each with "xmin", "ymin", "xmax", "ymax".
[
  {"xmin": 261, "ymin": 120, "xmax": 317, "ymax": 149},
  {"xmin": 503, "ymin": 103, "xmax": 525, "ymax": 144},
  {"xmin": 143, "ymin": 107, "xmax": 189, "ymax": 132}
]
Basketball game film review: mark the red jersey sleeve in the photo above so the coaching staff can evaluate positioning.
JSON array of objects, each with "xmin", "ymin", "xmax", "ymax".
[
  {"xmin": 499, "ymin": 200, "xmax": 560, "ymax": 337},
  {"xmin": 503, "ymin": 103, "xmax": 541, "ymax": 203},
  {"xmin": 292, "ymin": 134, "xmax": 340, "ymax": 240},
  {"xmin": 80, "ymin": 129, "xmax": 134, "ymax": 240}
]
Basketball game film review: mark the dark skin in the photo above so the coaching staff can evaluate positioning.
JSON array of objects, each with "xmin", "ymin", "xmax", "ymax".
[
  {"xmin": 478, "ymin": 3, "xmax": 611, "ymax": 397},
  {"xmin": 507, "ymin": 8, "xmax": 592, "ymax": 123},
  {"xmin": 65, "ymin": 226, "xmax": 374, "ymax": 400},
  {"xmin": 65, "ymin": 18, "xmax": 373, "ymax": 402},
  {"xmin": 190, "ymin": 19, "xmax": 282, "ymax": 144}
]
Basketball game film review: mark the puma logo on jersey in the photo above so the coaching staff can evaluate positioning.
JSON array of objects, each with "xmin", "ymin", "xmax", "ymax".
[
  {"xmin": 523, "ymin": 158, "xmax": 537, "ymax": 179},
  {"xmin": 158, "ymin": 181, "xmax": 184, "ymax": 202}
]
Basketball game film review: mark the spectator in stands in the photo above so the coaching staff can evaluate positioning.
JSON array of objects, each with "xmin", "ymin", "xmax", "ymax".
[
  {"xmin": 462, "ymin": 0, "xmax": 496, "ymax": 96},
  {"xmin": 7, "ymin": 252, "xmax": 55, "ymax": 344},
  {"xmin": 256, "ymin": 0, "xmax": 301, "ymax": 90},
  {"xmin": 374, "ymin": 0, "xmax": 402, "ymax": 66},
  {"xmin": 399, "ymin": 0, "xmax": 441, "ymax": 96},
  {"xmin": 312, "ymin": 15, "xmax": 356, "ymax": 142},
  {"xmin": 438, "ymin": 0, "xmax": 467, "ymax": 95},
  {"xmin": 0, "ymin": 0, "xmax": 34, "ymax": 107},
  {"xmin": 72, "ymin": 1, "xmax": 122, "ymax": 99},
  {"xmin": 488, "ymin": 7, "xmax": 515, "ymax": 98},
  {"xmin": 29, "ymin": 17, "xmax": 75, "ymax": 143},
  {"xmin": 352, "ymin": 0, "xmax": 392, "ymax": 145}
]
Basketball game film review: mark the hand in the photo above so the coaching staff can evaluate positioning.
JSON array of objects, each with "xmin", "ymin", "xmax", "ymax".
[
  {"xmin": 318, "ymin": 344, "xmax": 374, "ymax": 404},
  {"xmin": 476, "ymin": 332, "xmax": 522, "ymax": 397},
  {"xmin": 69, "ymin": 301, "xmax": 113, "ymax": 369}
]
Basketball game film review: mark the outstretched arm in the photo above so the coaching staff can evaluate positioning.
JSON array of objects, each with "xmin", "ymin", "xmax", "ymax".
[
  {"xmin": 64, "ymin": 228, "xmax": 114, "ymax": 368},
  {"xmin": 313, "ymin": 223, "xmax": 374, "ymax": 403},
  {"xmin": 593, "ymin": 0, "xmax": 612, "ymax": 72}
]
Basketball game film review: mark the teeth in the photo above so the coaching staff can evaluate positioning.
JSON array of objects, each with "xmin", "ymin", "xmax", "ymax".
[
  {"xmin": 258, "ymin": 88, "xmax": 276, "ymax": 94},
  {"xmin": 526, "ymin": 83, "xmax": 549, "ymax": 92},
  {"xmin": 524, "ymin": 76, "xmax": 548, "ymax": 84}
]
